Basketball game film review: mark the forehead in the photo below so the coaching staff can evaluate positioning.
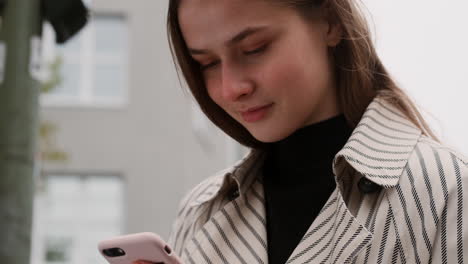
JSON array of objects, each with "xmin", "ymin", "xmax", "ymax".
[{"xmin": 178, "ymin": 0, "xmax": 294, "ymax": 49}]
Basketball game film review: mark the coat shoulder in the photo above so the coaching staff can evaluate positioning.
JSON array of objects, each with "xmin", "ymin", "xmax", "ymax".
[
  {"xmin": 386, "ymin": 136, "xmax": 468, "ymax": 262},
  {"xmin": 167, "ymin": 166, "xmax": 233, "ymax": 253},
  {"xmin": 179, "ymin": 166, "xmax": 232, "ymax": 210},
  {"xmin": 416, "ymin": 135, "xmax": 468, "ymax": 167},
  {"xmin": 401, "ymin": 134, "xmax": 468, "ymax": 197}
]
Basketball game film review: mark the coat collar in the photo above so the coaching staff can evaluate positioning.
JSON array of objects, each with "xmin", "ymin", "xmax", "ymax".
[
  {"xmin": 333, "ymin": 95, "xmax": 422, "ymax": 188},
  {"xmin": 189, "ymin": 94, "xmax": 422, "ymax": 208}
]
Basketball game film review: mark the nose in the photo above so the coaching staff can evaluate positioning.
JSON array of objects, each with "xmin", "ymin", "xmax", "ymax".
[{"xmin": 220, "ymin": 62, "xmax": 254, "ymax": 102}]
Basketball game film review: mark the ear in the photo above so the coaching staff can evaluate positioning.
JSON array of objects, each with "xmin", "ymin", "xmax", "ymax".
[{"xmin": 325, "ymin": 21, "xmax": 342, "ymax": 47}]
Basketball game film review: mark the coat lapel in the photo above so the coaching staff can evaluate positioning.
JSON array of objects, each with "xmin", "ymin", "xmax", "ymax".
[
  {"xmin": 183, "ymin": 179, "xmax": 268, "ymax": 264},
  {"xmin": 281, "ymin": 96, "xmax": 421, "ymax": 263},
  {"xmin": 183, "ymin": 178, "xmax": 372, "ymax": 264},
  {"xmin": 285, "ymin": 189, "xmax": 373, "ymax": 264}
]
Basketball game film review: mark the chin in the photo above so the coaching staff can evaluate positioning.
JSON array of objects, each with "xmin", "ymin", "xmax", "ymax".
[{"xmin": 248, "ymin": 127, "xmax": 294, "ymax": 143}]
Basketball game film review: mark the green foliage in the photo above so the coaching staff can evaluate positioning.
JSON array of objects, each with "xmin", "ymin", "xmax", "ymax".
[
  {"xmin": 39, "ymin": 55, "xmax": 69, "ymax": 163},
  {"xmin": 41, "ymin": 56, "xmax": 63, "ymax": 94},
  {"xmin": 45, "ymin": 236, "xmax": 72, "ymax": 262},
  {"xmin": 39, "ymin": 121, "xmax": 68, "ymax": 162}
]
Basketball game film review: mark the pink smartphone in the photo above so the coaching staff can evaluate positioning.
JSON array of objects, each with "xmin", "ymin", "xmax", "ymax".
[{"xmin": 98, "ymin": 232, "xmax": 183, "ymax": 264}]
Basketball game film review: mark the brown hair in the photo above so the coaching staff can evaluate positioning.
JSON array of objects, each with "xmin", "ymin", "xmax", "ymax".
[{"xmin": 167, "ymin": 0, "xmax": 438, "ymax": 149}]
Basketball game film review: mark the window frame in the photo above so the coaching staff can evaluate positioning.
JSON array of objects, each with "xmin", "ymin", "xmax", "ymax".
[
  {"xmin": 39, "ymin": 13, "xmax": 129, "ymax": 109},
  {"xmin": 31, "ymin": 171, "xmax": 126, "ymax": 264}
]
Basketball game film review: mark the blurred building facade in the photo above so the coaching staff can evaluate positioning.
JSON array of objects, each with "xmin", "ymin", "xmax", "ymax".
[{"xmin": 32, "ymin": 0, "xmax": 247, "ymax": 263}]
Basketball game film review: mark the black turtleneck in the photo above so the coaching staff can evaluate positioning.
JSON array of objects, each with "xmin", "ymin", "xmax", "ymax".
[{"xmin": 262, "ymin": 114, "xmax": 352, "ymax": 264}]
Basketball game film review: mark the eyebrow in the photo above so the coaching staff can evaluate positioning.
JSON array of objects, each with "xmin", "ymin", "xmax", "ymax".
[{"xmin": 188, "ymin": 26, "xmax": 269, "ymax": 55}]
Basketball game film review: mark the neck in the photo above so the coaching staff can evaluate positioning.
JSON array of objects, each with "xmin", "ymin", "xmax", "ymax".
[{"xmin": 264, "ymin": 114, "xmax": 352, "ymax": 183}]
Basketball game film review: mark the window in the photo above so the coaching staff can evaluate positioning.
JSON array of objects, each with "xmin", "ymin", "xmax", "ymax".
[
  {"xmin": 40, "ymin": 14, "xmax": 128, "ymax": 107},
  {"xmin": 31, "ymin": 174, "xmax": 125, "ymax": 264}
]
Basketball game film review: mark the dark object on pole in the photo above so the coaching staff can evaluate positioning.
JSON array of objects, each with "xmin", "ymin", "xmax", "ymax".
[
  {"xmin": 0, "ymin": 0, "xmax": 6, "ymax": 15},
  {"xmin": 42, "ymin": 0, "xmax": 89, "ymax": 43}
]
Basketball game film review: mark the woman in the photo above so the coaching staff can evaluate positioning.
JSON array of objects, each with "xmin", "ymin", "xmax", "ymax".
[{"xmin": 137, "ymin": 0, "xmax": 468, "ymax": 263}]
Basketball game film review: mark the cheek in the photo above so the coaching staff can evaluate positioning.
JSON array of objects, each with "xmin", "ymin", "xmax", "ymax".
[
  {"xmin": 268, "ymin": 44, "xmax": 330, "ymax": 93},
  {"xmin": 259, "ymin": 53, "xmax": 309, "ymax": 95},
  {"xmin": 205, "ymin": 78, "xmax": 229, "ymax": 111}
]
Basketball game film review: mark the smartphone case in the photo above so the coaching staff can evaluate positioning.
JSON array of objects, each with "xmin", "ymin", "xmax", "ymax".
[{"xmin": 98, "ymin": 232, "xmax": 183, "ymax": 264}]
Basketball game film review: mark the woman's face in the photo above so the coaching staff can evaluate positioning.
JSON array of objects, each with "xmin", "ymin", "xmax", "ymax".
[{"xmin": 178, "ymin": 0, "xmax": 342, "ymax": 142}]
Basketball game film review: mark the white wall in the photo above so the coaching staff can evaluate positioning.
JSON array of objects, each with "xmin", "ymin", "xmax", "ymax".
[{"xmin": 363, "ymin": 0, "xmax": 468, "ymax": 155}]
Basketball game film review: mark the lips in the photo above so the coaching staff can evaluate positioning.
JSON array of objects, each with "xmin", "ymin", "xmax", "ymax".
[
  {"xmin": 240, "ymin": 103, "xmax": 273, "ymax": 122},
  {"xmin": 240, "ymin": 103, "xmax": 274, "ymax": 114}
]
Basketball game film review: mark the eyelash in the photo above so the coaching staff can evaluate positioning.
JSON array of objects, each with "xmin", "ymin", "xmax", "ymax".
[
  {"xmin": 200, "ymin": 61, "xmax": 219, "ymax": 71},
  {"xmin": 199, "ymin": 44, "xmax": 268, "ymax": 71},
  {"xmin": 244, "ymin": 44, "xmax": 268, "ymax": 55}
]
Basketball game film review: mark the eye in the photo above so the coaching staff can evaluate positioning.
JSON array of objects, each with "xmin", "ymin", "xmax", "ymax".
[
  {"xmin": 244, "ymin": 44, "xmax": 268, "ymax": 55},
  {"xmin": 200, "ymin": 60, "xmax": 220, "ymax": 71}
]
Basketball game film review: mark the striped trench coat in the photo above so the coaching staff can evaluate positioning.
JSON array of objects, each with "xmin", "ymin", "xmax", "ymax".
[{"xmin": 167, "ymin": 95, "xmax": 468, "ymax": 263}]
